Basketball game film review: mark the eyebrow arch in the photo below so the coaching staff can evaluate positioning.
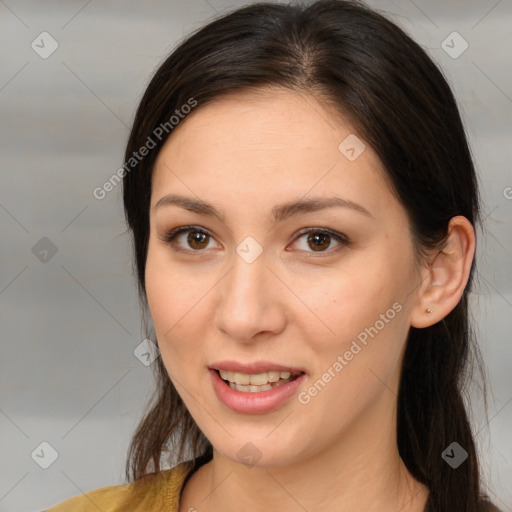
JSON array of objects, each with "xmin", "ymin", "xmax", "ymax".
[{"xmin": 154, "ymin": 193, "xmax": 374, "ymax": 222}]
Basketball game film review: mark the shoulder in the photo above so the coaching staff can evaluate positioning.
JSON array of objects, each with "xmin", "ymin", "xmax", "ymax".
[
  {"xmin": 43, "ymin": 461, "xmax": 195, "ymax": 512},
  {"xmin": 42, "ymin": 480, "xmax": 132, "ymax": 512}
]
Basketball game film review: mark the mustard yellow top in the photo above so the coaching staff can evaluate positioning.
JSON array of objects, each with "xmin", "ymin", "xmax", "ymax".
[
  {"xmin": 42, "ymin": 459, "xmax": 503, "ymax": 512},
  {"xmin": 43, "ymin": 460, "xmax": 195, "ymax": 512}
]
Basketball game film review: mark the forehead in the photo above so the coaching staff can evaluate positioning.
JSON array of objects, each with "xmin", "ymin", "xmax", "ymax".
[
  {"xmin": 163, "ymin": 88, "xmax": 352, "ymax": 155},
  {"xmin": 151, "ymin": 88, "xmax": 396, "ymax": 219}
]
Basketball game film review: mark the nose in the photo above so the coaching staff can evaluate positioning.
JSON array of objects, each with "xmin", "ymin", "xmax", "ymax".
[{"xmin": 214, "ymin": 247, "xmax": 287, "ymax": 343}]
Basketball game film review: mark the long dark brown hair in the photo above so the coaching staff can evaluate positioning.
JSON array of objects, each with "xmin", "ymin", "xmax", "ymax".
[{"xmin": 121, "ymin": 1, "xmax": 499, "ymax": 510}]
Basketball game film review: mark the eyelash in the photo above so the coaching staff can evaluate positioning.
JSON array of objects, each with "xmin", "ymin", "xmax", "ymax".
[{"xmin": 158, "ymin": 225, "xmax": 352, "ymax": 258}]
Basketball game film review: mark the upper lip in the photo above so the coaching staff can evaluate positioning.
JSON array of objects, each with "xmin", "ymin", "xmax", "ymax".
[{"xmin": 209, "ymin": 360, "xmax": 306, "ymax": 375}]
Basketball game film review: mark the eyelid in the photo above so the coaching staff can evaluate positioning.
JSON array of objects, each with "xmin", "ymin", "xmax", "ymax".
[{"xmin": 158, "ymin": 225, "xmax": 352, "ymax": 256}]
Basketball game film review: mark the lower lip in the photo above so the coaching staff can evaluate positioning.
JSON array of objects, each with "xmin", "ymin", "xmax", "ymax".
[{"xmin": 209, "ymin": 369, "xmax": 306, "ymax": 414}]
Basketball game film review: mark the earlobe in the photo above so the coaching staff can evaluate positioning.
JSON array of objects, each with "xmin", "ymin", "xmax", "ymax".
[{"xmin": 410, "ymin": 216, "xmax": 476, "ymax": 329}]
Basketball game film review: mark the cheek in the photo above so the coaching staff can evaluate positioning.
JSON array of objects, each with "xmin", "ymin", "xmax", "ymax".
[
  {"xmin": 144, "ymin": 247, "xmax": 206, "ymax": 365},
  {"xmin": 291, "ymin": 261, "xmax": 409, "ymax": 406},
  {"xmin": 145, "ymin": 239, "xmax": 205, "ymax": 319},
  {"xmin": 295, "ymin": 275, "xmax": 407, "ymax": 418},
  {"xmin": 291, "ymin": 263, "xmax": 396, "ymax": 349}
]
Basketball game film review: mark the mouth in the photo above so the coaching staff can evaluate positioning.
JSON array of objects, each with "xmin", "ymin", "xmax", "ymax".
[
  {"xmin": 208, "ymin": 364, "xmax": 308, "ymax": 413},
  {"xmin": 213, "ymin": 368, "xmax": 304, "ymax": 393}
]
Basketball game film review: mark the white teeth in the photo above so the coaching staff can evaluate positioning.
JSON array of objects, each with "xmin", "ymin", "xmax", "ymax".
[
  {"xmin": 268, "ymin": 371, "xmax": 280, "ymax": 382},
  {"xmin": 218, "ymin": 369, "xmax": 298, "ymax": 386},
  {"xmin": 218, "ymin": 368, "xmax": 301, "ymax": 393},
  {"xmin": 234, "ymin": 372, "xmax": 250, "ymax": 385},
  {"xmin": 229, "ymin": 382, "xmax": 281, "ymax": 393},
  {"xmin": 249, "ymin": 372, "xmax": 268, "ymax": 385}
]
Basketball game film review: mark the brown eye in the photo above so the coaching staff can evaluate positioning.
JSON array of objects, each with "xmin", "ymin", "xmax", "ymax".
[
  {"xmin": 306, "ymin": 232, "xmax": 331, "ymax": 251},
  {"xmin": 159, "ymin": 226, "xmax": 217, "ymax": 254},
  {"xmin": 291, "ymin": 228, "xmax": 351, "ymax": 255},
  {"xmin": 186, "ymin": 230, "xmax": 210, "ymax": 250}
]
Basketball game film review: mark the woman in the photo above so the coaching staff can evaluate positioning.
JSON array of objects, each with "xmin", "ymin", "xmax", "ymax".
[{"xmin": 45, "ymin": 0, "xmax": 502, "ymax": 510}]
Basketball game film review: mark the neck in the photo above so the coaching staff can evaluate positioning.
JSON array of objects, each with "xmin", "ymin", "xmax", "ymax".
[{"xmin": 180, "ymin": 391, "xmax": 429, "ymax": 512}]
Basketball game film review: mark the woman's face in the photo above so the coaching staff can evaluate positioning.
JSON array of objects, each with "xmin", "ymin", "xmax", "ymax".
[{"xmin": 145, "ymin": 88, "xmax": 423, "ymax": 468}]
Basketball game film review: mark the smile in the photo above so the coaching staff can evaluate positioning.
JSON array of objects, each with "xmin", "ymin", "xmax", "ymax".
[
  {"xmin": 209, "ymin": 368, "xmax": 307, "ymax": 414},
  {"xmin": 217, "ymin": 369, "xmax": 300, "ymax": 392}
]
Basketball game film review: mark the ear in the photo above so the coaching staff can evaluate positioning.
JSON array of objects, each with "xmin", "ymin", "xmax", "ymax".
[{"xmin": 410, "ymin": 216, "xmax": 476, "ymax": 328}]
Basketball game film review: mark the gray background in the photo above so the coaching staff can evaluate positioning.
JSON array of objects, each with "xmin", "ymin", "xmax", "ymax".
[{"xmin": 0, "ymin": 1, "xmax": 511, "ymax": 510}]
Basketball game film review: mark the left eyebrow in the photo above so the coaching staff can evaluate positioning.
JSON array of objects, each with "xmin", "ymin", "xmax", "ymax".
[{"xmin": 271, "ymin": 196, "xmax": 374, "ymax": 222}]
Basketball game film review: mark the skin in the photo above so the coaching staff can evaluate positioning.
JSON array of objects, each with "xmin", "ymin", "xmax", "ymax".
[{"xmin": 144, "ymin": 88, "xmax": 475, "ymax": 512}]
